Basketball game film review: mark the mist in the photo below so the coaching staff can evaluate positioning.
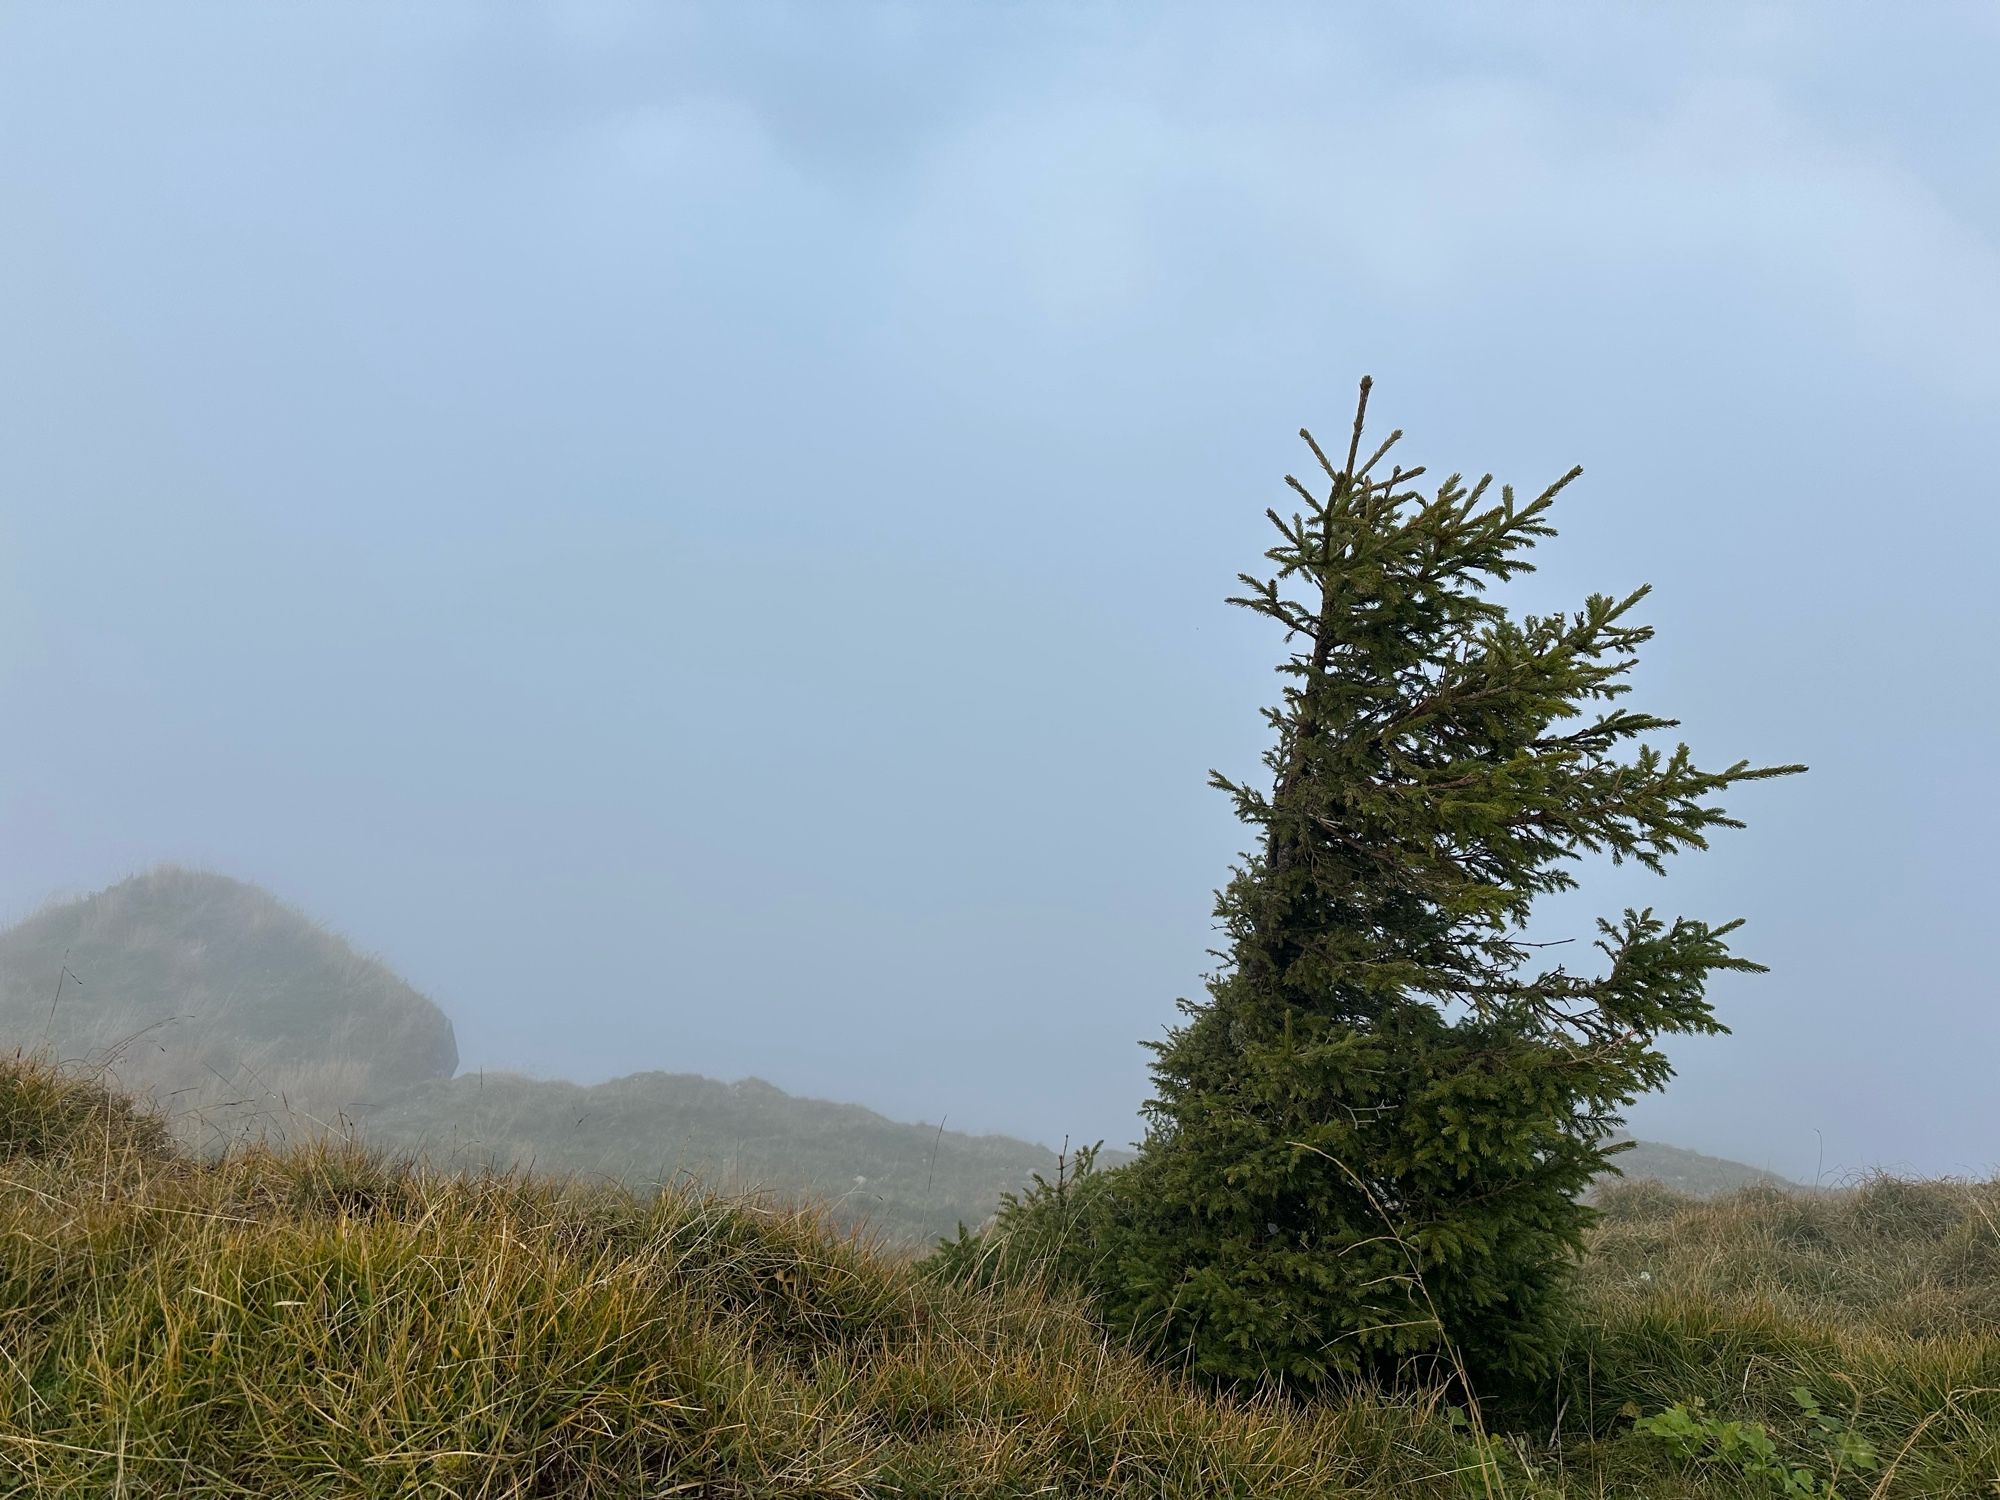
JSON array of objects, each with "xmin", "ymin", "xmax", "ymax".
[{"xmin": 2, "ymin": 2, "xmax": 1995, "ymax": 1183}]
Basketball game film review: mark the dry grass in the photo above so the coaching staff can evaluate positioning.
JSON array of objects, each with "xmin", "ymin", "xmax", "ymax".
[
  {"xmin": 3, "ymin": 1055, "xmax": 1995, "ymax": 1497},
  {"xmin": 1553, "ymin": 1179, "xmax": 2000, "ymax": 1496},
  {"xmin": 0, "ymin": 1055, "xmax": 1510, "ymax": 1498}
]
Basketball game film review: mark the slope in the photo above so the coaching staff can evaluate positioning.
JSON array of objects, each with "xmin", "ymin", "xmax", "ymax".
[
  {"xmin": 0, "ymin": 867, "xmax": 457, "ymax": 1133},
  {"xmin": 356, "ymin": 1069, "xmax": 1083, "ymax": 1247},
  {"xmin": 4, "ymin": 1054, "xmax": 1992, "ymax": 1498}
]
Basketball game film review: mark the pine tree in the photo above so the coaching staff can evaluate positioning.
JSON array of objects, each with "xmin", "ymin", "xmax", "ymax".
[{"xmin": 1106, "ymin": 378, "xmax": 1803, "ymax": 1390}]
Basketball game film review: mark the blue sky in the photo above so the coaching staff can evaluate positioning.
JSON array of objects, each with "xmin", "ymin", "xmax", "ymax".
[{"xmin": 2, "ymin": 2, "xmax": 1996, "ymax": 1179}]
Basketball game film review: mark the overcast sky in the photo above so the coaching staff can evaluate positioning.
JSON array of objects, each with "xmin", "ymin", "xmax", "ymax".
[{"xmin": 2, "ymin": 3, "xmax": 1995, "ymax": 1181}]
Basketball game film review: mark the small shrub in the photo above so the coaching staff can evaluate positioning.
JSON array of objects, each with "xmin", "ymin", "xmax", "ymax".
[
  {"xmin": 923, "ymin": 1140, "xmax": 1121, "ymax": 1294},
  {"xmin": 1630, "ymin": 1388, "xmax": 1879, "ymax": 1497}
]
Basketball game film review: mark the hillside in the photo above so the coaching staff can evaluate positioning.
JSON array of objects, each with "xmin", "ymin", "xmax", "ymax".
[
  {"xmin": 356, "ymin": 1075, "xmax": 1787, "ymax": 1244},
  {"xmin": 356, "ymin": 1069, "xmax": 1082, "ymax": 1247},
  {"xmin": 3, "ymin": 1054, "xmax": 1994, "ymax": 1498},
  {"xmin": 0, "ymin": 872, "xmax": 1079, "ymax": 1243},
  {"xmin": 1598, "ymin": 1138, "xmax": 1792, "ymax": 1198},
  {"xmin": 0, "ymin": 870, "xmax": 1792, "ymax": 1248},
  {"xmin": 0, "ymin": 868, "xmax": 456, "ymax": 1132}
]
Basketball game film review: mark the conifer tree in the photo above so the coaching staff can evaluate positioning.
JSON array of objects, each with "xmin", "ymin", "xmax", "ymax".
[{"xmin": 1107, "ymin": 379, "xmax": 1803, "ymax": 1389}]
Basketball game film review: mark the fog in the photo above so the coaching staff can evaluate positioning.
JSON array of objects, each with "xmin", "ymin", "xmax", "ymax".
[{"xmin": 2, "ymin": 2, "xmax": 1994, "ymax": 1182}]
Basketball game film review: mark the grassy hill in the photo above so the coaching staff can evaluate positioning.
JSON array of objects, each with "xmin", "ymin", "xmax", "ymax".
[
  {"xmin": 356, "ymin": 1085, "xmax": 1791, "ymax": 1246},
  {"xmin": 2, "ymin": 1054, "xmax": 1993, "ymax": 1498},
  {"xmin": 0, "ymin": 870, "xmax": 1794, "ymax": 1250},
  {"xmin": 0, "ymin": 872, "xmax": 1084, "ymax": 1243},
  {"xmin": 0, "ymin": 868, "xmax": 456, "ymax": 1134},
  {"xmin": 356, "ymin": 1069, "xmax": 1090, "ymax": 1247},
  {"xmin": 1597, "ymin": 1138, "xmax": 1791, "ymax": 1199}
]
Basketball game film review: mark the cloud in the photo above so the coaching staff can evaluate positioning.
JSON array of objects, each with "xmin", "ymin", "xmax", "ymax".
[{"xmin": 851, "ymin": 11, "xmax": 2000, "ymax": 406}]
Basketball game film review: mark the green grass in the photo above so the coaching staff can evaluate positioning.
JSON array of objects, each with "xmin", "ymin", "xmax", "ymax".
[
  {"xmin": 3, "ymin": 1055, "xmax": 1996, "ymax": 1497},
  {"xmin": 1554, "ymin": 1177, "xmax": 2000, "ymax": 1493}
]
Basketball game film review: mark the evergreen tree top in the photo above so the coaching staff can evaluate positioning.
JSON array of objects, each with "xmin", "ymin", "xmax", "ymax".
[{"xmin": 1207, "ymin": 376, "xmax": 1805, "ymax": 1046}]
